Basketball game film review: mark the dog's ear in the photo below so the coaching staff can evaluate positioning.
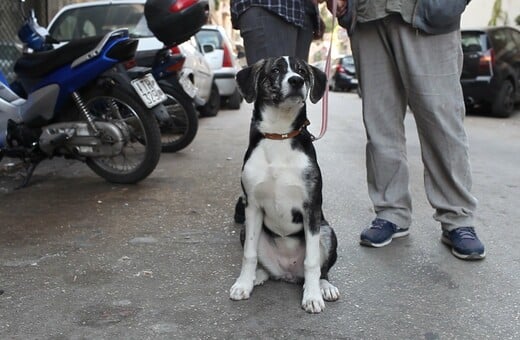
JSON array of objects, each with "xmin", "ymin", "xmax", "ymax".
[
  {"xmin": 235, "ymin": 59, "xmax": 266, "ymax": 103},
  {"xmin": 306, "ymin": 64, "xmax": 327, "ymax": 104}
]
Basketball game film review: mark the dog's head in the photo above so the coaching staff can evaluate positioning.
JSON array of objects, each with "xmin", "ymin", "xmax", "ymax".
[{"xmin": 235, "ymin": 56, "xmax": 327, "ymax": 108}]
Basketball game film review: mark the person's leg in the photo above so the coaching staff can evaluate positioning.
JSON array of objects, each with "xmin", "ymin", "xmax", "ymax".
[
  {"xmin": 237, "ymin": 7, "xmax": 298, "ymax": 65},
  {"xmin": 351, "ymin": 18, "xmax": 412, "ymax": 229},
  {"xmin": 295, "ymin": 12, "xmax": 314, "ymax": 61},
  {"xmin": 385, "ymin": 16, "xmax": 484, "ymax": 259},
  {"xmin": 386, "ymin": 16, "xmax": 477, "ymax": 231}
]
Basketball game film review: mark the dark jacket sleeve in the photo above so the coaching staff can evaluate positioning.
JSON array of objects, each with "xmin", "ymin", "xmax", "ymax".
[{"xmin": 337, "ymin": 0, "xmax": 357, "ymax": 36}]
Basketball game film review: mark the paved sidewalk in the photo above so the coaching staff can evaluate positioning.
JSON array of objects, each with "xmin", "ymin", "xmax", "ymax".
[{"xmin": 1, "ymin": 93, "xmax": 519, "ymax": 339}]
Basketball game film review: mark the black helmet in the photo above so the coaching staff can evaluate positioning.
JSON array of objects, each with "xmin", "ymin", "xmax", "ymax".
[{"xmin": 145, "ymin": 0, "xmax": 209, "ymax": 46}]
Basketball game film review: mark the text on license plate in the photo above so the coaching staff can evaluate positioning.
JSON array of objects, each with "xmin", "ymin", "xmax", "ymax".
[
  {"xmin": 131, "ymin": 74, "xmax": 167, "ymax": 108},
  {"xmin": 179, "ymin": 76, "xmax": 198, "ymax": 98}
]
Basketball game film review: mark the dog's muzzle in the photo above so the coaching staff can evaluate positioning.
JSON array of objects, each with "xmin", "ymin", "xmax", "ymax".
[{"xmin": 283, "ymin": 75, "xmax": 307, "ymax": 102}]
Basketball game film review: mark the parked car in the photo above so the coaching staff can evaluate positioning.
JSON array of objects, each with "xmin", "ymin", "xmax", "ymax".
[
  {"xmin": 311, "ymin": 60, "xmax": 326, "ymax": 72},
  {"xmin": 461, "ymin": 26, "xmax": 520, "ymax": 118},
  {"xmin": 330, "ymin": 55, "xmax": 358, "ymax": 92},
  {"xmin": 194, "ymin": 25, "xmax": 242, "ymax": 109},
  {"xmin": 46, "ymin": 0, "xmax": 219, "ymax": 117}
]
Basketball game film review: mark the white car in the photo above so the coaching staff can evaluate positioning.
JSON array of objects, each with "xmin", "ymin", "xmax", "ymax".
[
  {"xmin": 46, "ymin": 0, "xmax": 219, "ymax": 117},
  {"xmin": 194, "ymin": 25, "xmax": 242, "ymax": 110}
]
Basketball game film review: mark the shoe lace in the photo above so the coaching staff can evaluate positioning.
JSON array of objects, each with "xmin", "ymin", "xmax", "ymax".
[
  {"xmin": 456, "ymin": 227, "xmax": 477, "ymax": 239},
  {"xmin": 371, "ymin": 218, "xmax": 390, "ymax": 230}
]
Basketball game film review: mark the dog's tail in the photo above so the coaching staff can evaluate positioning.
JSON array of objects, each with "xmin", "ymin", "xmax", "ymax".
[{"xmin": 234, "ymin": 196, "xmax": 246, "ymax": 224}]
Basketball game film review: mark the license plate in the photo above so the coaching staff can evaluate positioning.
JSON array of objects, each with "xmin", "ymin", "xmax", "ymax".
[
  {"xmin": 351, "ymin": 78, "xmax": 358, "ymax": 85},
  {"xmin": 179, "ymin": 75, "xmax": 198, "ymax": 98},
  {"xmin": 131, "ymin": 74, "xmax": 167, "ymax": 108}
]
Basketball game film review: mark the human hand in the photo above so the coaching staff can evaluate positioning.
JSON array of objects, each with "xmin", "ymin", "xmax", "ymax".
[
  {"xmin": 325, "ymin": 0, "xmax": 347, "ymax": 17},
  {"xmin": 313, "ymin": 17, "xmax": 326, "ymax": 40}
]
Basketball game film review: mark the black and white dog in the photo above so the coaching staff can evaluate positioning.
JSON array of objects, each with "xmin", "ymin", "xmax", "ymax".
[{"xmin": 229, "ymin": 56, "xmax": 339, "ymax": 313}]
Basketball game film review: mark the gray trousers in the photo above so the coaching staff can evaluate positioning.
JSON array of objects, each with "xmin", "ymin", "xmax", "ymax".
[
  {"xmin": 351, "ymin": 15, "xmax": 477, "ymax": 231},
  {"xmin": 237, "ymin": 7, "xmax": 314, "ymax": 65}
]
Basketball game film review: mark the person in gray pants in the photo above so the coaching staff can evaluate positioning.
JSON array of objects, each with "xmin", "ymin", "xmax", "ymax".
[
  {"xmin": 328, "ymin": 0, "xmax": 485, "ymax": 260},
  {"xmin": 230, "ymin": 0, "xmax": 323, "ymax": 65}
]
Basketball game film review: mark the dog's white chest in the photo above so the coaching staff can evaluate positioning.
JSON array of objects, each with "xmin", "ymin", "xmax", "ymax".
[{"xmin": 242, "ymin": 140, "xmax": 310, "ymax": 234}]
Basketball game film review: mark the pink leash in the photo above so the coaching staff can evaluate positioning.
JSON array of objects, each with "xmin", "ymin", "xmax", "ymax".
[{"xmin": 312, "ymin": 0, "xmax": 337, "ymax": 142}]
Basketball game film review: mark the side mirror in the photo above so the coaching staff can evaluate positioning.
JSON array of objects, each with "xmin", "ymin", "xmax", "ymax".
[{"xmin": 202, "ymin": 44, "xmax": 214, "ymax": 54}]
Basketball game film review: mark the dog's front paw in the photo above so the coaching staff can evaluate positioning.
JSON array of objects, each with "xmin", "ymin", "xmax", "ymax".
[
  {"xmin": 301, "ymin": 291, "xmax": 325, "ymax": 313},
  {"xmin": 230, "ymin": 279, "xmax": 254, "ymax": 300},
  {"xmin": 320, "ymin": 279, "xmax": 340, "ymax": 301}
]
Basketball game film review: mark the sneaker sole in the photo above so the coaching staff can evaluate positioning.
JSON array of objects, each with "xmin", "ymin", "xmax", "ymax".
[
  {"xmin": 441, "ymin": 236, "xmax": 486, "ymax": 260},
  {"xmin": 360, "ymin": 229, "xmax": 410, "ymax": 248}
]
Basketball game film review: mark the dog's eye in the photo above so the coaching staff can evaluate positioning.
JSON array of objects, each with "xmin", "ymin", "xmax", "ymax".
[
  {"xmin": 296, "ymin": 66, "xmax": 307, "ymax": 75},
  {"xmin": 271, "ymin": 68, "xmax": 280, "ymax": 74}
]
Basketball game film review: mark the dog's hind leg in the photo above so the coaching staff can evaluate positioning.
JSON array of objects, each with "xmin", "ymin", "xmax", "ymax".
[
  {"xmin": 254, "ymin": 267, "xmax": 269, "ymax": 286},
  {"xmin": 318, "ymin": 223, "xmax": 339, "ymax": 301}
]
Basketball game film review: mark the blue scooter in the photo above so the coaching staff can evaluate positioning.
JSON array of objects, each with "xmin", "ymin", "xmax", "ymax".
[{"xmin": 0, "ymin": 6, "xmax": 165, "ymax": 187}]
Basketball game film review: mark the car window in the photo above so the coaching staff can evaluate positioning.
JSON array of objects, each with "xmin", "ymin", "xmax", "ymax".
[
  {"xmin": 195, "ymin": 30, "xmax": 222, "ymax": 50},
  {"xmin": 341, "ymin": 56, "xmax": 355, "ymax": 72},
  {"xmin": 488, "ymin": 29, "xmax": 515, "ymax": 57},
  {"xmin": 341, "ymin": 56, "xmax": 354, "ymax": 66},
  {"xmin": 461, "ymin": 32, "xmax": 485, "ymax": 52},
  {"xmin": 506, "ymin": 28, "xmax": 520, "ymax": 49},
  {"xmin": 49, "ymin": 4, "xmax": 153, "ymax": 40}
]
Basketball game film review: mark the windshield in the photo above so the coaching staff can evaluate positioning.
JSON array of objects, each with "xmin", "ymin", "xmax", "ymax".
[
  {"xmin": 195, "ymin": 29, "xmax": 223, "ymax": 50},
  {"xmin": 341, "ymin": 56, "xmax": 355, "ymax": 73},
  {"xmin": 461, "ymin": 31, "xmax": 486, "ymax": 52},
  {"xmin": 49, "ymin": 4, "xmax": 154, "ymax": 40}
]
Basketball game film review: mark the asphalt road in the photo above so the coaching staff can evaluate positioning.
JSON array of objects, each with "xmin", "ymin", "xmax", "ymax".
[{"xmin": 1, "ymin": 92, "xmax": 519, "ymax": 339}]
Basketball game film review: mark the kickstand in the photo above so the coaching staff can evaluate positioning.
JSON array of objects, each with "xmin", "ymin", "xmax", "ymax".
[{"xmin": 16, "ymin": 161, "xmax": 40, "ymax": 189}]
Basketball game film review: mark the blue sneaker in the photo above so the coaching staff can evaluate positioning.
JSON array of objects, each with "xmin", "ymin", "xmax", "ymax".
[
  {"xmin": 442, "ymin": 227, "xmax": 486, "ymax": 260},
  {"xmin": 360, "ymin": 218, "xmax": 410, "ymax": 247}
]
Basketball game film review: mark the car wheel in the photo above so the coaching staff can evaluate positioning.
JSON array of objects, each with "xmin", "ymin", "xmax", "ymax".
[
  {"xmin": 492, "ymin": 80, "xmax": 515, "ymax": 118},
  {"xmin": 199, "ymin": 82, "xmax": 220, "ymax": 117},
  {"xmin": 226, "ymin": 88, "xmax": 242, "ymax": 110},
  {"xmin": 330, "ymin": 79, "xmax": 338, "ymax": 92}
]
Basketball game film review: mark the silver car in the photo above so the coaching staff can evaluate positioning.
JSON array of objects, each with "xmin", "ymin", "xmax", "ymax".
[{"xmin": 195, "ymin": 25, "xmax": 242, "ymax": 110}]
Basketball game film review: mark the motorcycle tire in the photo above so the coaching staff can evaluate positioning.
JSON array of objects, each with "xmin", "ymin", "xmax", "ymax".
[
  {"xmin": 158, "ymin": 79, "xmax": 199, "ymax": 152},
  {"xmin": 80, "ymin": 86, "xmax": 162, "ymax": 184}
]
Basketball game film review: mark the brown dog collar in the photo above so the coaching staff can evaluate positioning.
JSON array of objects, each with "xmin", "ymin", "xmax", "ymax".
[{"xmin": 262, "ymin": 120, "xmax": 311, "ymax": 140}]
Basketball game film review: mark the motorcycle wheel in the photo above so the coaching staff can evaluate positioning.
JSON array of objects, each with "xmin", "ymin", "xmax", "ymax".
[
  {"xmin": 158, "ymin": 79, "xmax": 199, "ymax": 152},
  {"xmin": 80, "ymin": 86, "xmax": 162, "ymax": 184}
]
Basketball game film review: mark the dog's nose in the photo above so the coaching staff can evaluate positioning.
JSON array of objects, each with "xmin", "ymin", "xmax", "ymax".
[{"xmin": 288, "ymin": 76, "xmax": 304, "ymax": 89}]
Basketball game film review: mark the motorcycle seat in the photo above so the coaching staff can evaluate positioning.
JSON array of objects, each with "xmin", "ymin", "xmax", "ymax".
[{"xmin": 14, "ymin": 36, "xmax": 102, "ymax": 78}]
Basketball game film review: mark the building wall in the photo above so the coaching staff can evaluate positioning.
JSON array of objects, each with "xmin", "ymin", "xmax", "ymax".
[{"xmin": 463, "ymin": 0, "xmax": 520, "ymax": 28}]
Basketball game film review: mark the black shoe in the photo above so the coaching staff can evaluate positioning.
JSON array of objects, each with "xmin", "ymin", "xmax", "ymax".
[
  {"xmin": 360, "ymin": 218, "xmax": 409, "ymax": 247},
  {"xmin": 441, "ymin": 227, "xmax": 485, "ymax": 260}
]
